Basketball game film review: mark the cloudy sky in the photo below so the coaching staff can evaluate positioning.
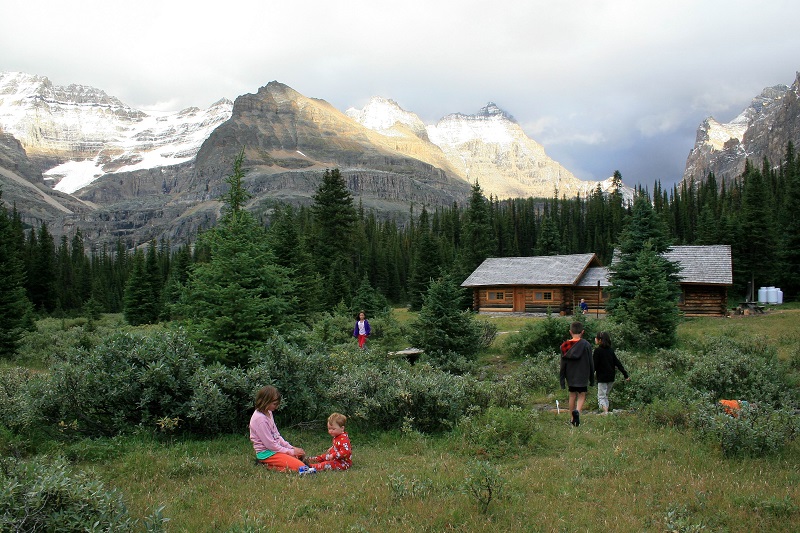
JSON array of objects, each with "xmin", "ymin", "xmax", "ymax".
[{"xmin": 2, "ymin": 0, "xmax": 798, "ymax": 189}]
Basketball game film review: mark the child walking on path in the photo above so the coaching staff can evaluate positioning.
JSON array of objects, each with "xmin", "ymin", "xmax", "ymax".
[
  {"xmin": 560, "ymin": 321, "xmax": 595, "ymax": 427},
  {"xmin": 592, "ymin": 331, "xmax": 630, "ymax": 415},
  {"xmin": 308, "ymin": 413, "xmax": 352, "ymax": 471},
  {"xmin": 249, "ymin": 385, "xmax": 309, "ymax": 473},
  {"xmin": 353, "ymin": 311, "xmax": 371, "ymax": 349}
]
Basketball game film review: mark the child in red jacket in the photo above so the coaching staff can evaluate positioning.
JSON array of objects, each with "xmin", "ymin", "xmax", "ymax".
[{"xmin": 308, "ymin": 413, "xmax": 352, "ymax": 471}]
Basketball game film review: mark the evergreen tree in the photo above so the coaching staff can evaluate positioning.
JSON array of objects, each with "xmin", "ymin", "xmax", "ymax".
[
  {"xmin": 409, "ymin": 274, "xmax": 484, "ymax": 365},
  {"xmin": 266, "ymin": 204, "xmax": 324, "ymax": 318},
  {"xmin": 607, "ymin": 193, "xmax": 682, "ymax": 347},
  {"xmin": 310, "ymin": 168, "xmax": 358, "ymax": 308},
  {"xmin": 0, "ymin": 190, "xmax": 34, "ymax": 357},
  {"xmin": 778, "ymin": 142, "xmax": 800, "ymax": 298},
  {"xmin": 27, "ymin": 223, "xmax": 57, "ymax": 312},
  {"xmin": 407, "ymin": 207, "xmax": 441, "ymax": 311},
  {"xmin": 122, "ymin": 248, "xmax": 151, "ymax": 325},
  {"xmin": 178, "ymin": 150, "xmax": 295, "ymax": 365},
  {"xmin": 461, "ymin": 181, "xmax": 495, "ymax": 270},
  {"xmin": 734, "ymin": 160, "xmax": 777, "ymax": 294},
  {"xmin": 612, "ymin": 241, "xmax": 682, "ymax": 348}
]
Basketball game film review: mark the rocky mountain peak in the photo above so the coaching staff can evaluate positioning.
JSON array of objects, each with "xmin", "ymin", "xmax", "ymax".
[
  {"xmin": 683, "ymin": 73, "xmax": 800, "ymax": 185},
  {"xmin": 345, "ymin": 97, "xmax": 427, "ymax": 137},
  {"xmin": 477, "ymin": 102, "xmax": 516, "ymax": 123}
]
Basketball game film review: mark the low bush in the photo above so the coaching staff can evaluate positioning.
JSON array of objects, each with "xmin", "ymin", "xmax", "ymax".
[
  {"xmin": 454, "ymin": 406, "xmax": 542, "ymax": 458},
  {"xmin": 610, "ymin": 361, "xmax": 697, "ymax": 409},
  {"xmin": 42, "ymin": 330, "xmax": 204, "ymax": 436},
  {"xmin": 505, "ymin": 315, "xmax": 573, "ymax": 359},
  {"xmin": 483, "ymin": 353, "xmax": 560, "ymax": 408},
  {"xmin": 692, "ymin": 403, "xmax": 799, "ymax": 457},
  {"xmin": 326, "ymin": 361, "xmax": 488, "ymax": 433},
  {"xmin": 0, "ymin": 456, "xmax": 146, "ymax": 531},
  {"xmin": 685, "ymin": 337, "xmax": 792, "ymax": 407}
]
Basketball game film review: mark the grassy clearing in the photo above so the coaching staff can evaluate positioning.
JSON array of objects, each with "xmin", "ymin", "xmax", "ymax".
[
  {"xmin": 10, "ymin": 308, "xmax": 800, "ymax": 531},
  {"xmin": 79, "ymin": 413, "xmax": 799, "ymax": 532}
]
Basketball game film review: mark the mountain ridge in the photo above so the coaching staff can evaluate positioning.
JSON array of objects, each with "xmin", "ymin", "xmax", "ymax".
[
  {"xmin": 682, "ymin": 72, "xmax": 800, "ymax": 184},
  {"xmin": 1, "ymin": 71, "xmax": 630, "ymax": 250}
]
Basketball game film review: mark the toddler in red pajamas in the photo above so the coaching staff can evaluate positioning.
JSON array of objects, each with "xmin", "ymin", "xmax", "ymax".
[{"xmin": 308, "ymin": 413, "xmax": 352, "ymax": 471}]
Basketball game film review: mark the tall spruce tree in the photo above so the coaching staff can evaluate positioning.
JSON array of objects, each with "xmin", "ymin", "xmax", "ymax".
[
  {"xmin": 0, "ymin": 191, "xmax": 34, "ymax": 357},
  {"xmin": 778, "ymin": 142, "xmax": 800, "ymax": 297},
  {"xmin": 461, "ymin": 181, "xmax": 495, "ymax": 270},
  {"xmin": 178, "ymin": 149, "xmax": 295, "ymax": 365},
  {"xmin": 310, "ymin": 168, "xmax": 358, "ymax": 308},
  {"xmin": 607, "ymin": 193, "xmax": 682, "ymax": 348},
  {"xmin": 408, "ymin": 207, "xmax": 441, "ymax": 311}
]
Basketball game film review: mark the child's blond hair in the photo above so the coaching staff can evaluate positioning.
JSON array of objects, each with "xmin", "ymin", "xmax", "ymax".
[{"xmin": 328, "ymin": 412, "xmax": 347, "ymax": 428}]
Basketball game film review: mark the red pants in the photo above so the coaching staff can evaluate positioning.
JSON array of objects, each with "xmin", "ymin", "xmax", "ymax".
[
  {"xmin": 310, "ymin": 459, "xmax": 351, "ymax": 471},
  {"xmin": 258, "ymin": 453, "xmax": 305, "ymax": 472},
  {"xmin": 358, "ymin": 334, "xmax": 368, "ymax": 349}
]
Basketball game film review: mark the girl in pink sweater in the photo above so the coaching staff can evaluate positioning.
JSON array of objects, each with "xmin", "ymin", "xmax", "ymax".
[{"xmin": 249, "ymin": 385, "xmax": 308, "ymax": 472}]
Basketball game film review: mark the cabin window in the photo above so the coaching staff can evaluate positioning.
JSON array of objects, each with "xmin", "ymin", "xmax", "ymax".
[
  {"xmin": 488, "ymin": 291, "xmax": 505, "ymax": 301},
  {"xmin": 534, "ymin": 291, "xmax": 553, "ymax": 301}
]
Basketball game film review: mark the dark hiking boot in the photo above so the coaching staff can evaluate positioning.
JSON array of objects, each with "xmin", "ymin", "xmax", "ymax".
[{"xmin": 572, "ymin": 410, "xmax": 580, "ymax": 427}]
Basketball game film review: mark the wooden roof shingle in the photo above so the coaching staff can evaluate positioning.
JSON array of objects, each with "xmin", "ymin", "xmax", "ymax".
[
  {"xmin": 461, "ymin": 253, "xmax": 598, "ymax": 287},
  {"xmin": 664, "ymin": 245, "xmax": 732, "ymax": 285}
]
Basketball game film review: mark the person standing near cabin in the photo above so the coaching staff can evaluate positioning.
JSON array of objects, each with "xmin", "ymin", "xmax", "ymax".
[
  {"xmin": 353, "ymin": 311, "xmax": 371, "ymax": 349},
  {"xmin": 579, "ymin": 299, "xmax": 589, "ymax": 314},
  {"xmin": 560, "ymin": 321, "xmax": 595, "ymax": 426},
  {"xmin": 592, "ymin": 331, "xmax": 629, "ymax": 415}
]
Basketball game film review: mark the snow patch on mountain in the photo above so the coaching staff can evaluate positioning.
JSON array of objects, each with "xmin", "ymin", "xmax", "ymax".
[
  {"xmin": 0, "ymin": 71, "xmax": 233, "ymax": 194},
  {"xmin": 345, "ymin": 96, "xmax": 427, "ymax": 137}
]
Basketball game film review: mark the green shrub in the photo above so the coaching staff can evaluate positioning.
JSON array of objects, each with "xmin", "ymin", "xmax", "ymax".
[
  {"xmin": 611, "ymin": 361, "xmax": 696, "ymax": 409},
  {"xmin": 42, "ymin": 330, "xmax": 204, "ymax": 436},
  {"xmin": 0, "ymin": 456, "xmax": 139, "ymax": 531},
  {"xmin": 483, "ymin": 354, "xmax": 560, "ymax": 408},
  {"xmin": 643, "ymin": 397, "xmax": 706, "ymax": 429},
  {"xmin": 505, "ymin": 315, "xmax": 573, "ymax": 359},
  {"xmin": 692, "ymin": 403, "xmax": 799, "ymax": 457},
  {"xmin": 454, "ymin": 406, "xmax": 541, "ymax": 458},
  {"xmin": 326, "ymin": 361, "xmax": 488, "ymax": 432},
  {"xmin": 247, "ymin": 335, "xmax": 334, "ymax": 424},
  {"xmin": 685, "ymin": 337, "xmax": 791, "ymax": 407},
  {"xmin": 186, "ymin": 363, "xmax": 257, "ymax": 435}
]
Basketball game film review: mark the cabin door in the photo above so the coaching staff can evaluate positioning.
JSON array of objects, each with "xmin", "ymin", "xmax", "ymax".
[{"xmin": 513, "ymin": 289, "xmax": 526, "ymax": 312}]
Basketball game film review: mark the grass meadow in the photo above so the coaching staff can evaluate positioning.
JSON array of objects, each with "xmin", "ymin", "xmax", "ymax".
[
  {"xmin": 8, "ymin": 307, "xmax": 800, "ymax": 532},
  {"xmin": 51, "ymin": 308, "xmax": 800, "ymax": 532}
]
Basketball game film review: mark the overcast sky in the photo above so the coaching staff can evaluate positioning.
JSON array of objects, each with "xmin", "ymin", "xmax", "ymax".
[{"xmin": 2, "ymin": 0, "xmax": 798, "ymax": 189}]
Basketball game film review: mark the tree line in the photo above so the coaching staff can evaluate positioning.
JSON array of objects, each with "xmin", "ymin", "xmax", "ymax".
[{"xmin": 1, "ymin": 142, "xmax": 798, "ymax": 357}]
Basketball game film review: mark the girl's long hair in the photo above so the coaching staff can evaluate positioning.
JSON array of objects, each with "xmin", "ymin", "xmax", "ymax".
[
  {"xmin": 254, "ymin": 385, "xmax": 281, "ymax": 414},
  {"xmin": 596, "ymin": 331, "xmax": 612, "ymax": 349}
]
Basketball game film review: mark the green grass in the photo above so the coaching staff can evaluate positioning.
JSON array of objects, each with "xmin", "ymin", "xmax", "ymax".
[
  {"xmin": 679, "ymin": 308, "xmax": 800, "ymax": 361},
  {"xmin": 78, "ymin": 414, "xmax": 799, "ymax": 532},
  {"xmin": 11, "ymin": 308, "xmax": 800, "ymax": 531}
]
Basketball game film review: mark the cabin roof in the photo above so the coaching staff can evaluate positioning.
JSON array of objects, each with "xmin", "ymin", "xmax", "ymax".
[
  {"xmin": 461, "ymin": 253, "xmax": 598, "ymax": 287},
  {"xmin": 461, "ymin": 245, "xmax": 733, "ymax": 289},
  {"xmin": 664, "ymin": 245, "xmax": 732, "ymax": 285}
]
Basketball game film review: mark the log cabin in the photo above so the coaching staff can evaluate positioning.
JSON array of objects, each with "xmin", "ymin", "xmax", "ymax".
[
  {"xmin": 461, "ymin": 253, "xmax": 605, "ymax": 314},
  {"xmin": 461, "ymin": 245, "xmax": 732, "ymax": 317}
]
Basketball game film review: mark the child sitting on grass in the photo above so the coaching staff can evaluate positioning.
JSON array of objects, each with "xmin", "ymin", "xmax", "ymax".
[
  {"xmin": 249, "ymin": 385, "xmax": 312, "ymax": 474},
  {"xmin": 307, "ymin": 413, "xmax": 352, "ymax": 471}
]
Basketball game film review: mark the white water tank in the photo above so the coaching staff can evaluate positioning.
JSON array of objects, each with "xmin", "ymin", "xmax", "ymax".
[
  {"xmin": 758, "ymin": 286, "xmax": 768, "ymax": 304},
  {"xmin": 777, "ymin": 289, "xmax": 784, "ymax": 304},
  {"xmin": 766, "ymin": 287, "xmax": 778, "ymax": 304}
]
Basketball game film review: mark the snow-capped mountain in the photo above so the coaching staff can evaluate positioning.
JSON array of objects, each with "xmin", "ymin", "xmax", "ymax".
[
  {"xmin": 348, "ymin": 98, "xmax": 628, "ymax": 200},
  {"xmin": 0, "ymin": 71, "xmax": 232, "ymax": 193},
  {"xmin": 683, "ymin": 75, "xmax": 800, "ymax": 184},
  {"xmin": 0, "ymin": 71, "xmax": 635, "ymax": 251},
  {"xmin": 345, "ymin": 96, "xmax": 428, "ymax": 138}
]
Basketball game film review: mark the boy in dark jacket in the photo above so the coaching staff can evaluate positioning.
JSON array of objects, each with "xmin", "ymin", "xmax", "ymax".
[{"xmin": 560, "ymin": 321, "xmax": 595, "ymax": 426}]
